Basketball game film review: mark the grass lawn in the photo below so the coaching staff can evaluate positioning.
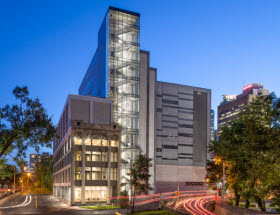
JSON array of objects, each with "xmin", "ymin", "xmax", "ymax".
[
  {"xmin": 79, "ymin": 205, "xmax": 121, "ymax": 210},
  {"xmin": 132, "ymin": 210, "xmax": 175, "ymax": 215}
]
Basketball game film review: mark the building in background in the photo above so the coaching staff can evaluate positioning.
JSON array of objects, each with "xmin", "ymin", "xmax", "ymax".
[
  {"xmin": 53, "ymin": 94, "xmax": 121, "ymax": 205},
  {"xmin": 218, "ymin": 83, "xmax": 269, "ymax": 133},
  {"xmin": 30, "ymin": 152, "xmax": 50, "ymax": 172},
  {"xmin": 211, "ymin": 109, "xmax": 214, "ymax": 141},
  {"xmin": 77, "ymin": 6, "xmax": 211, "ymax": 193}
]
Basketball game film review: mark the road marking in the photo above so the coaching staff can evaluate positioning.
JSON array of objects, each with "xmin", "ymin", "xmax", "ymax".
[{"xmin": 0, "ymin": 195, "xmax": 32, "ymax": 209}]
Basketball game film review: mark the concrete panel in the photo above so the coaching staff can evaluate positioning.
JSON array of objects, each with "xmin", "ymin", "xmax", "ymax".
[
  {"xmin": 71, "ymin": 99, "xmax": 90, "ymax": 123},
  {"xmin": 92, "ymin": 102, "xmax": 111, "ymax": 125}
]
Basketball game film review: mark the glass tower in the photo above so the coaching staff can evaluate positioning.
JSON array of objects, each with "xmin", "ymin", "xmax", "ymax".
[{"xmin": 79, "ymin": 7, "xmax": 140, "ymax": 189}]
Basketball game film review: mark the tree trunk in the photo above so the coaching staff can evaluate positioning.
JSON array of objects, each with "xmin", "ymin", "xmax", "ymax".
[
  {"xmin": 254, "ymin": 196, "xmax": 266, "ymax": 212},
  {"xmin": 245, "ymin": 199, "xmax": 250, "ymax": 208},
  {"xmin": 131, "ymin": 189, "xmax": 136, "ymax": 213},
  {"xmin": 234, "ymin": 187, "xmax": 240, "ymax": 206}
]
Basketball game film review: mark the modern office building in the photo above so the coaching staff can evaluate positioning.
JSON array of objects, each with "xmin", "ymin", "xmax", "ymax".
[
  {"xmin": 79, "ymin": 7, "xmax": 140, "ymax": 190},
  {"xmin": 76, "ymin": 6, "xmax": 211, "ymax": 193},
  {"xmin": 211, "ymin": 109, "xmax": 214, "ymax": 141},
  {"xmin": 218, "ymin": 83, "xmax": 269, "ymax": 133},
  {"xmin": 53, "ymin": 94, "xmax": 121, "ymax": 205},
  {"xmin": 30, "ymin": 152, "xmax": 50, "ymax": 172}
]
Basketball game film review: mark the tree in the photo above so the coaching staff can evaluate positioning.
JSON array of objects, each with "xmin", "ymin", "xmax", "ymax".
[
  {"xmin": 209, "ymin": 93, "xmax": 280, "ymax": 212},
  {"xmin": 34, "ymin": 156, "xmax": 53, "ymax": 192},
  {"xmin": 130, "ymin": 154, "xmax": 153, "ymax": 213},
  {"xmin": 0, "ymin": 86, "xmax": 56, "ymax": 160}
]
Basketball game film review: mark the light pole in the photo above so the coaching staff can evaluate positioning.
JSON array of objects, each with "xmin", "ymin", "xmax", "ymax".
[{"xmin": 222, "ymin": 162, "xmax": 225, "ymax": 203}]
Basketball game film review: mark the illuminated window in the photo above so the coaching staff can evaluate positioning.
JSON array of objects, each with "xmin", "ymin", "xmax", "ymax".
[
  {"xmin": 102, "ymin": 140, "xmax": 108, "ymax": 147},
  {"xmin": 92, "ymin": 167, "xmax": 101, "ymax": 180},
  {"xmin": 75, "ymin": 151, "xmax": 82, "ymax": 161},
  {"xmin": 86, "ymin": 151, "xmax": 91, "ymax": 161},
  {"xmin": 102, "ymin": 168, "xmax": 107, "ymax": 180},
  {"xmin": 75, "ymin": 187, "xmax": 81, "ymax": 202},
  {"xmin": 75, "ymin": 167, "xmax": 81, "ymax": 180},
  {"xmin": 85, "ymin": 139, "xmax": 91, "ymax": 145},
  {"xmin": 92, "ymin": 139, "xmax": 101, "ymax": 146},
  {"xmin": 74, "ymin": 138, "xmax": 82, "ymax": 145},
  {"xmin": 92, "ymin": 152, "xmax": 101, "ymax": 161},
  {"xmin": 111, "ymin": 140, "xmax": 118, "ymax": 147},
  {"xmin": 86, "ymin": 167, "xmax": 91, "ymax": 180},
  {"xmin": 102, "ymin": 152, "xmax": 107, "ymax": 162},
  {"xmin": 111, "ymin": 152, "xmax": 117, "ymax": 162},
  {"xmin": 111, "ymin": 168, "xmax": 117, "ymax": 180}
]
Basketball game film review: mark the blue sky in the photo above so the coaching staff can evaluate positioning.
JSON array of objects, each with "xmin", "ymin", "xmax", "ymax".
[{"xmin": 1, "ymin": 0, "xmax": 280, "ymax": 165}]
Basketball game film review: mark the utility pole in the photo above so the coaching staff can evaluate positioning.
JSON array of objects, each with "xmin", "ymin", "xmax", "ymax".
[{"xmin": 222, "ymin": 162, "xmax": 225, "ymax": 202}]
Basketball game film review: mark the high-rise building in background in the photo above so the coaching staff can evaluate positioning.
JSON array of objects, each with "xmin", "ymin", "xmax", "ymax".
[
  {"xmin": 53, "ymin": 6, "xmax": 211, "ymax": 199},
  {"xmin": 30, "ymin": 152, "xmax": 50, "ymax": 172},
  {"xmin": 218, "ymin": 83, "xmax": 269, "ymax": 133},
  {"xmin": 211, "ymin": 109, "xmax": 214, "ymax": 141}
]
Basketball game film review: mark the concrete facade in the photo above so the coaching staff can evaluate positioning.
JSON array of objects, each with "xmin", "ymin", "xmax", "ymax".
[
  {"xmin": 53, "ymin": 95, "xmax": 121, "ymax": 205},
  {"xmin": 155, "ymin": 82, "xmax": 211, "ymax": 193}
]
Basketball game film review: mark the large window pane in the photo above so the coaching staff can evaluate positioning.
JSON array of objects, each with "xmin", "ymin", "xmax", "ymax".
[
  {"xmin": 102, "ymin": 168, "xmax": 107, "ymax": 180},
  {"xmin": 102, "ymin": 152, "xmax": 107, "ymax": 162},
  {"xmin": 75, "ymin": 167, "xmax": 81, "ymax": 180},
  {"xmin": 92, "ymin": 167, "xmax": 101, "ymax": 180},
  {"xmin": 92, "ymin": 152, "xmax": 101, "ymax": 161},
  {"xmin": 102, "ymin": 140, "xmax": 108, "ymax": 147},
  {"xmin": 111, "ymin": 168, "xmax": 117, "ymax": 180},
  {"xmin": 86, "ymin": 167, "xmax": 91, "ymax": 180},
  {"xmin": 92, "ymin": 139, "xmax": 101, "ymax": 146},
  {"xmin": 111, "ymin": 152, "xmax": 117, "ymax": 162},
  {"xmin": 75, "ymin": 151, "xmax": 82, "ymax": 161},
  {"xmin": 74, "ymin": 138, "xmax": 82, "ymax": 145},
  {"xmin": 85, "ymin": 138, "xmax": 91, "ymax": 145},
  {"xmin": 111, "ymin": 140, "xmax": 118, "ymax": 147},
  {"xmin": 75, "ymin": 188, "xmax": 81, "ymax": 202},
  {"xmin": 86, "ymin": 151, "xmax": 91, "ymax": 161}
]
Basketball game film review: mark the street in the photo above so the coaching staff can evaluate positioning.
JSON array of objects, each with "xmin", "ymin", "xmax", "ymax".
[{"xmin": 0, "ymin": 194, "xmax": 118, "ymax": 215}]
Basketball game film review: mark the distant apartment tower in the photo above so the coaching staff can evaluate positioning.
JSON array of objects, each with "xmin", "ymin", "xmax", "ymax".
[
  {"xmin": 52, "ymin": 95, "xmax": 121, "ymax": 205},
  {"xmin": 211, "ymin": 109, "xmax": 214, "ymax": 141},
  {"xmin": 30, "ymin": 152, "xmax": 50, "ymax": 172},
  {"xmin": 77, "ymin": 6, "xmax": 211, "ymax": 193},
  {"xmin": 218, "ymin": 83, "xmax": 269, "ymax": 133}
]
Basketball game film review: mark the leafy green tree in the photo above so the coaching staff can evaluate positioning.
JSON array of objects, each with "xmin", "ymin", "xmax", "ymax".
[
  {"xmin": 130, "ymin": 154, "xmax": 153, "ymax": 213},
  {"xmin": 0, "ymin": 86, "xmax": 56, "ymax": 158},
  {"xmin": 34, "ymin": 156, "xmax": 53, "ymax": 192},
  {"xmin": 0, "ymin": 86, "xmax": 56, "ymax": 179},
  {"xmin": 209, "ymin": 93, "xmax": 280, "ymax": 212}
]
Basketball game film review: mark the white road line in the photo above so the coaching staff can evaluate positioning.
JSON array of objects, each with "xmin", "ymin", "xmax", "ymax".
[{"xmin": 0, "ymin": 195, "xmax": 32, "ymax": 209}]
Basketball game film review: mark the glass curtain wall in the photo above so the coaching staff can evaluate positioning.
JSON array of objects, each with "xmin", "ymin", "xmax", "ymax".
[{"xmin": 109, "ymin": 9, "xmax": 140, "ymax": 190}]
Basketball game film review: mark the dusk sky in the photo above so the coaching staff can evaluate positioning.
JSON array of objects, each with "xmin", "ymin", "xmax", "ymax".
[{"xmin": 1, "ymin": 0, "xmax": 280, "ymax": 164}]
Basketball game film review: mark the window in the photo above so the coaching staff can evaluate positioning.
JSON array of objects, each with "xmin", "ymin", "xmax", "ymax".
[
  {"xmin": 74, "ymin": 138, "xmax": 82, "ymax": 145},
  {"xmin": 102, "ymin": 140, "xmax": 108, "ymax": 147},
  {"xmin": 75, "ymin": 151, "xmax": 82, "ymax": 161},
  {"xmin": 85, "ymin": 139, "xmax": 91, "ymax": 145},
  {"xmin": 111, "ymin": 152, "xmax": 117, "ymax": 162},
  {"xmin": 92, "ymin": 139, "xmax": 101, "ymax": 146},
  {"xmin": 75, "ymin": 167, "xmax": 81, "ymax": 180},
  {"xmin": 102, "ymin": 152, "xmax": 107, "ymax": 162},
  {"xmin": 111, "ymin": 140, "xmax": 118, "ymax": 147},
  {"xmin": 86, "ymin": 151, "xmax": 91, "ymax": 161},
  {"xmin": 75, "ymin": 188, "xmax": 81, "ymax": 202},
  {"xmin": 111, "ymin": 168, "xmax": 117, "ymax": 180},
  {"xmin": 85, "ymin": 186, "xmax": 107, "ymax": 202},
  {"xmin": 92, "ymin": 167, "xmax": 101, "ymax": 180},
  {"xmin": 85, "ymin": 167, "xmax": 91, "ymax": 180},
  {"xmin": 102, "ymin": 168, "xmax": 107, "ymax": 180},
  {"xmin": 92, "ymin": 152, "xmax": 101, "ymax": 161}
]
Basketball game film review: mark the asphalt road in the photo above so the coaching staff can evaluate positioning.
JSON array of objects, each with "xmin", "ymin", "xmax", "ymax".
[{"xmin": 0, "ymin": 194, "xmax": 118, "ymax": 215}]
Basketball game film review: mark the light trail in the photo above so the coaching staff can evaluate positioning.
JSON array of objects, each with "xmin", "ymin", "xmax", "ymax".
[
  {"xmin": 0, "ymin": 195, "xmax": 32, "ymax": 209},
  {"xmin": 183, "ymin": 195, "xmax": 215, "ymax": 215}
]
